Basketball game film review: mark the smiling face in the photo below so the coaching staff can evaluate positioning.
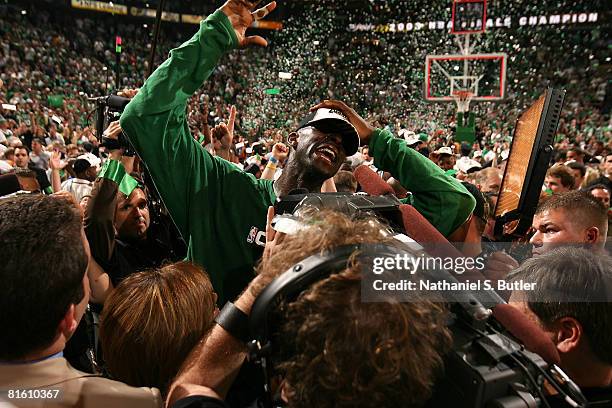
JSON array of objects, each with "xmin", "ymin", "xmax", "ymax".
[{"xmin": 290, "ymin": 126, "xmax": 347, "ymax": 179}]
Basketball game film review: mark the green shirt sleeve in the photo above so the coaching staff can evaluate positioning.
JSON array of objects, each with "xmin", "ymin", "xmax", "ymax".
[
  {"xmin": 119, "ymin": 10, "xmax": 240, "ymax": 237},
  {"xmin": 369, "ymin": 128, "xmax": 476, "ymax": 237},
  {"xmin": 118, "ymin": 11, "xmax": 276, "ymax": 303}
]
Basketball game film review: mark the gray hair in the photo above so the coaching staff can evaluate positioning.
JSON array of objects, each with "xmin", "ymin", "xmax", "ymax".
[{"xmin": 508, "ymin": 247, "xmax": 612, "ymax": 364}]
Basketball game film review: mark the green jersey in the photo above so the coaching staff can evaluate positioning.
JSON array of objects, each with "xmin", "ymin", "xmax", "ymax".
[
  {"xmin": 369, "ymin": 129, "xmax": 475, "ymax": 237},
  {"xmin": 120, "ymin": 10, "xmax": 475, "ymax": 303},
  {"xmin": 121, "ymin": 11, "xmax": 275, "ymax": 303}
]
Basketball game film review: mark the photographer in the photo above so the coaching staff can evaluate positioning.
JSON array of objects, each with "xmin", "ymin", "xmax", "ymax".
[
  {"xmin": 167, "ymin": 210, "xmax": 452, "ymax": 408},
  {"xmin": 84, "ymin": 121, "xmax": 179, "ymax": 302},
  {"xmin": 118, "ymin": 0, "xmax": 475, "ymax": 304}
]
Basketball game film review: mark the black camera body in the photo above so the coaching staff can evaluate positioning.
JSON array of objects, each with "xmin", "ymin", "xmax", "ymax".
[
  {"xmin": 93, "ymin": 95, "xmax": 134, "ymax": 155},
  {"xmin": 248, "ymin": 192, "xmax": 586, "ymax": 408}
]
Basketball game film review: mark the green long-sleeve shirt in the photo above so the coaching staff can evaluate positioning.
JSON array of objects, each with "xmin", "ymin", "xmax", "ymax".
[
  {"xmin": 121, "ymin": 11, "xmax": 275, "ymax": 303},
  {"xmin": 120, "ymin": 10, "xmax": 475, "ymax": 303},
  {"xmin": 369, "ymin": 128, "xmax": 476, "ymax": 238}
]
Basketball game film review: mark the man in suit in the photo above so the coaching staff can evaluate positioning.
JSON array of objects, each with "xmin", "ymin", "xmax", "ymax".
[{"xmin": 0, "ymin": 194, "xmax": 161, "ymax": 408}]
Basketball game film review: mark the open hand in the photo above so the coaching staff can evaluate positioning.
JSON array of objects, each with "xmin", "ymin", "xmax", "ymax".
[
  {"xmin": 310, "ymin": 99, "xmax": 375, "ymax": 144},
  {"xmin": 220, "ymin": 0, "xmax": 277, "ymax": 47},
  {"xmin": 49, "ymin": 150, "xmax": 66, "ymax": 170}
]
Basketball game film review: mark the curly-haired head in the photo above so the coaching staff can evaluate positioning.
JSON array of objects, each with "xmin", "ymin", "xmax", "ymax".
[{"xmin": 256, "ymin": 210, "xmax": 452, "ymax": 408}]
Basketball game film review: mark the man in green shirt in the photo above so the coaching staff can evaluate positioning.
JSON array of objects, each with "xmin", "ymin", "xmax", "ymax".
[{"xmin": 119, "ymin": 0, "xmax": 475, "ymax": 303}]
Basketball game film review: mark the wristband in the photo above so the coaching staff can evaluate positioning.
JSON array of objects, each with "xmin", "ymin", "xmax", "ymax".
[
  {"xmin": 118, "ymin": 173, "xmax": 140, "ymax": 197},
  {"xmin": 98, "ymin": 159, "xmax": 126, "ymax": 184},
  {"xmin": 268, "ymin": 156, "xmax": 279, "ymax": 165},
  {"xmin": 266, "ymin": 163, "xmax": 277, "ymax": 170},
  {"xmin": 214, "ymin": 302, "xmax": 250, "ymax": 343}
]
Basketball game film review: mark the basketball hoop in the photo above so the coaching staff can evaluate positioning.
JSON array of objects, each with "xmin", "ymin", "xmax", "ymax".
[{"xmin": 453, "ymin": 90, "xmax": 474, "ymax": 113}]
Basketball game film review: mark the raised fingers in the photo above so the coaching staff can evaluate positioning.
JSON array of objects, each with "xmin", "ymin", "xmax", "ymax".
[
  {"xmin": 228, "ymin": 105, "xmax": 236, "ymax": 133},
  {"xmin": 252, "ymin": 1, "xmax": 276, "ymax": 21}
]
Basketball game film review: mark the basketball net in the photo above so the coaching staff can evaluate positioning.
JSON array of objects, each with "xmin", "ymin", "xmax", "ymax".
[{"xmin": 453, "ymin": 90, "xmax": 473, "ymax": 113}]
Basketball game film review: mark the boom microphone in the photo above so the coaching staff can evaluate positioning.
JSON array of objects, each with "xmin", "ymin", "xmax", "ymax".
[
  {"xmin": 398, "ymin": 204, "xmax": 459, "ymax": 253},
  {"xmin": 492, "ymin": 303, "xmax": 561, "ymax": 365},
  {"xmin": 322, "ymin": 167, "xmax": 559, "ymax": 366},
  {"xmin": 353, "ymin": 165, "xmax": 395, "ymax": 196}
]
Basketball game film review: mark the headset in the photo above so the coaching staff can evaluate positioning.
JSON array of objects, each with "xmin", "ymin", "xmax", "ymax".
[
  {"xmin": 245, "ymin": 214, "xmax": 587, "ymax": 408},
  {"xmin": 248, "ymin": 242, "xmax": 424, "ymax": 407}
]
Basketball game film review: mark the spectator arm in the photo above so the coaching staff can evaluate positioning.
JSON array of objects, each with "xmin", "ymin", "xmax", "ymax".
[{"xmin": 84, "ymin": 159, "xmax": 124, "ymax": 270}]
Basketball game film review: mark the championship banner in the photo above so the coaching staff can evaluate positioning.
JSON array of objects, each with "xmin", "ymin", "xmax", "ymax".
[
  {"xmin": 130, "ymin": 7, "xmax": 180, "ymax": 22},
  {"xmin": 349, "ymin": 11, "xmax": 600, "ymax": 32},
  {"xmin": 71, "ymin": 0, "xmax": 127, "ymax": 15},
  {"xmin": 182, "ymin": 14, "xmax": 204, "ymax": 24},
  {"xmin": 180, "ymin": 13, "xmax": 282, "ymax": 30}
]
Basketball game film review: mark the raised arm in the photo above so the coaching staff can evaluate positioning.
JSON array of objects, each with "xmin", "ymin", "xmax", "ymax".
[
  {"xmin": 84, "ymin": 122, "xmax": 126, "ymax": 268},
  {"xmin": 48, "ymin": 150, "xmax": 63, "ymax": 193},
  {"xmin": 119, "ymin": 1, "xmax": 276, "ymax": 238},
  {"xmin": 260, "ymin": 142, "xmax": 288, "ymax": 180},
  {"xmin": 311, "ymin": 100, "xmax": 476, "ymax": 237}
]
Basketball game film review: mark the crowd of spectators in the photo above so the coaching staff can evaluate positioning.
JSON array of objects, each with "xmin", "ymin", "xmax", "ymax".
[{"xmin": 1, "ymin": 0, "xmax": 611, "ymax": 407}]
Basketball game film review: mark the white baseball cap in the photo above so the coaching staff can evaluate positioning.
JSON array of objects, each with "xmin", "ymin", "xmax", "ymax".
[
  {"xmin": 435, "ymin": 146, "xmax": 454, "ymax": 156},
  {"xmin": 457, "ymin": 159, "xmax": 482, "ymax": 174},
  {"xmin": 297, "ymin": 108, "xmax": 360, "ymax": 156},
  {"xmin": 78, "ymin": 153, "xmax": 101, "ymax": 169}
]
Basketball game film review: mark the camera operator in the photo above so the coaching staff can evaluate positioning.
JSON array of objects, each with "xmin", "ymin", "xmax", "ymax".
[
  {"xmin": 508, "ymin": 247, "xmax": 612, "ymax": 406},
  {"xmin": 83, "ymin": 121, "xmax": 180, "ymax": 303},
  {"xmin": 166, "ymin": 209, "xmax": 452, "ymax": 408},
  {"xmin": 117, "ymin": 0, "xmax": 475, "ymax": 304}
]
